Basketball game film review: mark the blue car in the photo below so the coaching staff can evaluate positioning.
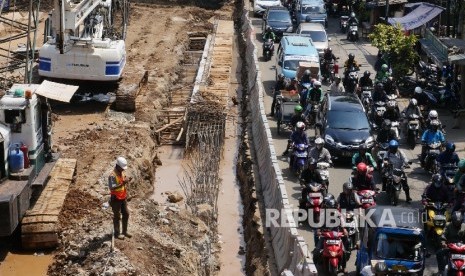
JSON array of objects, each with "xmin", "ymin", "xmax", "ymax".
[{"xmin": 356, "ymin": 206, "xmax": 427, "ymax": 275}]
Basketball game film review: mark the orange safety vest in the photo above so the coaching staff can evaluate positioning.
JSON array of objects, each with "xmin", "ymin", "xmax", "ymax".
[{"xmin": 110, "ymin": 170, "xmax": 127, "ymax": 200}]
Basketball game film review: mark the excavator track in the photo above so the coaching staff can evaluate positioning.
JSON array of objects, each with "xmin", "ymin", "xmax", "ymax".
[{"xmin": 21, "ymin": 159, "xmax": 77, "ymax": 249}]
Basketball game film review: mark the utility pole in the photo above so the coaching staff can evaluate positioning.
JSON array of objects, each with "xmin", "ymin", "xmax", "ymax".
[{"xmin": 446, "ymin": 0, "xmax": 451, "ymax": 36}]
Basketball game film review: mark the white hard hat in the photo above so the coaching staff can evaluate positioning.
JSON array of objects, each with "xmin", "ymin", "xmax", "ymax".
[
  {"xmin": 414, "ymin": 87, "xmax": 422, "ymax": 94},
  {"xmin": 315, "ymin": 137, "xmax": 324, "ymax": 145},
  {"xmin": 116, "ymin": 156, "xmax": 128, "ymax": 170},
  {"xmin": 428, "ymin": 110, "xmax": 438, "ymax": 119},
  {"xmin": 313, "ymin": 81, "xmax": 321, "ymax": 86},
  {"xmin": 296, "ymin": 121, "xmax": 306, "ymax": 129},
  {"xmin": 409, "ymin": 98, "xmax": 417, "ymax": 106}
]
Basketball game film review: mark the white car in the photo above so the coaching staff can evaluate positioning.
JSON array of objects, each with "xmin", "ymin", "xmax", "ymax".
[
  {"xmin": 295, "ymin": 22, "xmax": 330, "ymax": 56},
  {"xmin": 253, "ymin": 0, "xmax": 282, "ymax": 17}
]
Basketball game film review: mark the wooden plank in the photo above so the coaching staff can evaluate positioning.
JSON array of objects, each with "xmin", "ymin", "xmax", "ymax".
[{"xmin": 154, "ymin": 116, "xmax": 184, "ymax": 133}]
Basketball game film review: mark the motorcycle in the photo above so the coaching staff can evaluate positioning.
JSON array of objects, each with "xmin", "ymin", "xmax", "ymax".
[
  {"xmin": 356, "ymin": 189, "xmax": 376, "ymax": 209},
  {"xmin": 372, "ymin": 101, "xmax": 386, "ymax": 130},
  {"xmin": 423, "ymin": 141, "xmax": 442, "ymax": 174},
  {"xmin": 262, "ymin": 38, "xmax": 274, "ymax": 61},
  {"xmin": 390, "ymin": 120, "xmax": 400, "ymax": 141},
  {"xmin": 417, "ymin": 60, "xmax": 438, "ymax": 82},
  {"xmin": 422, "ymin": 199, "xmax": 449, "ymax": 249},
  {"xmin": 344, "ymin": 211, "xmax": 358, "ymax": 251},
  {"xmin": 340, "ymin": 16, "xmax": 349, "ymax": 33},
  {"xmin": 360, "ymin": 86, "xmax": 373, "ymax": 114},
  {"xmin": 301, "ymin": 181, "xmax": 325, "ymax": 223},
  {"xmin": 347, "ymin": 23, "xmax": 358, "ymax": 42},
  {"xmin": 322, "ymin": 59, "xmax": 338, "ymax": 84},
  {"xmin": 384, "ymin": 164, "xmax": 406, "ymax": 206},
  {"xmin": 307, "ymin": 100, "xmax": 320, "ymax": 128},
  {"xmin": 344, "ymin": 70, "xmax": 358, "ymax": 94},
  {"xmin": 316, "ymin": 161, "xmax": 331, "ymax": 189},
  {"xmin": 406, "ymin": 114, "xmax": 421, "ymax": 150},
  {"xmin": 445, "ymin": 242, "xmax": 465, "ymax": 275},
  {"xmin": 290, "ymin": 143, "xmax": 308, "ymax": 175},
  {"xmin": 440, "ymin": 163, "xmax": 458, "ymax": 190},
  {"xmin": 321, "ymin": 230, "xmax": 345, "ymax": 275}
]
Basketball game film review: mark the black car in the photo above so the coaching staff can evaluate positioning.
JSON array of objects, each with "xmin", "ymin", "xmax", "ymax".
[
  {"xmin": 262, "ymin": 7, "xmax": 294, "ymax": 41},
  {"xmin": 317, "ymin": 92, "xmax": 375, "ymax": 159}
]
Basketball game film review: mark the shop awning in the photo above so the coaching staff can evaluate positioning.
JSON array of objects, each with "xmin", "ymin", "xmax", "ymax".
[{"xmin": 387, "ymin": 2, "xmax": 444, "ymax": 31}]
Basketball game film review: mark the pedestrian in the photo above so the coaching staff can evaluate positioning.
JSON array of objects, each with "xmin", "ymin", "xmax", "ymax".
[{"xmin": 109, "ymin": 156, "xmax": 132, "ymax": 240}]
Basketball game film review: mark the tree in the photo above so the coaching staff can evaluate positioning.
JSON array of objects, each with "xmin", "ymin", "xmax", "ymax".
[{"xmin": 369, "ymin": 23, "xmax": 419, "ymax": 80}]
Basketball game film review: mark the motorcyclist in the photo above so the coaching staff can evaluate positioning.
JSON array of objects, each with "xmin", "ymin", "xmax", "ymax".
[
  {"xmin": 270, "ymin": 73, "xmax": 286, "ymax": 116},
  {"xmin": 309, "ymin": 137, "xmax": 332, "ymax": 167},
  {"xmin": 347, "ymin": 12, "xmax": 358, "ymax": 26},
  {"xmin": 358, "ymin": 71, "xmax": 373, "ymax": 88},
  {"xmin": 343, "ymin": 53, "xmax": 360, "ymax": 84},
  {"xmin": 383, "ymin": 100, "xmax": 401, "ymax": 123},
  {"xmin": 372, "ymin": 82, "xmax": 388, "ymax": 103},
  {"xmin": 452, "ymin": 160, "xmax": 465, "ymax": 212},
  {"xmin": 305, "ymin": 81, "xmax": 322, "ymax": 122},
  {"xmin": 382, "ymin": 140, "xmax": 411, "ymax": 201},
  {"xmin": 436, "ymin": 211, "xmax": 465, "ymax": 275},
  {"xmin": 301, "ymin": 69, "xmax": 312, "ymax": 84},
  {"xmin": 300, "ymin": 160, "xmax": 325, "ymax": 206},
  {"xmin": 384, "ymin": 76, "xmax": 399, "ymax": 97},
  {"xmin": 375, "ymin": 64, "xmax": 390, "ymax": 83},
  {"xmin": 372, "ymin": 119, "xmax": 397, "ymax": 160},
  {"xmin": 323, "ymin": 47, "xmax": 337, "ymax": 63},
  {"xmin": 413, "ymin": 86, "xmax": 430, "ymax": 110},
  {"xmin": 289, "ymin": 105, "xmax": 306, "ymax": 129},
  {"xmin": 425, "ymin": 110, "xmax": 444, "ymax": 131},
  {"xmin": 337, "ymin": 182, "xmax": 358, "ymax": 211},
  {"xmin": 402, "ymin": 98, "xmax": 424, "ymax": 132},
  {"xmin": 285, "ymin": 77, "xmax": 299, "ymax": 92},
  {"xmin": 437, "ymin": 142, "xmax": 460, "ymax": 171},
  {"xmin": 328, "ymin": 75, "xmax": 345, "ymax": 93},
  {"xmin": 350, "ymin": 162, "xmax": 376, "ymax": 191},
  {"xmin": 313, "ymin": 198, "xmax": 349, "ymax": 274},
  {"xmin": 283, "ymin": 121, "xmax": 308, "ymax": 158},
  {"xmin": 352, "ymin": 144, "xmax": 377, "ymax": 171},
  {"xmin": 262, "ymin": 26, "xmax": 276, "ymax": 42},
  {"xmin": 423, "ymin": 174, "xmax": 451, "ymax": 204},
  {"xmin": 420, "ymin": 119, "xmax": 445, "ymax": 167}
]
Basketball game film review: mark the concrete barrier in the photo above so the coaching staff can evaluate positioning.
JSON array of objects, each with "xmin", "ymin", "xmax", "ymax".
[{"xmin": 240, "ymin": 7, "xmax": 318, "ymax": 276}]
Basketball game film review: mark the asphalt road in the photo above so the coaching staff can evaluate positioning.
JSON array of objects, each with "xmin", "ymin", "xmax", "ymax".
[{"xmin": 249, "ymin": 11, "xmax": 439, "ymax": 275}]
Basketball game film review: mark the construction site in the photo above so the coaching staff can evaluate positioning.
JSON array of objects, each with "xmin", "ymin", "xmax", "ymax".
[{"xmin": 0, "ymin": 0, "xmax": 276, "ymax": 275}]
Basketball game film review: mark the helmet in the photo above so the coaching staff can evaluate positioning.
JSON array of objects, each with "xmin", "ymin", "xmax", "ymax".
[
  {"xmin": 350, "ymin": 12, "xmax": 355, "ymax": 18},
  {"xmin": 445, "ymin": 142, "xmax": 456, "ymax": 153},
  {"xmin": 359, "ymin": 144, "xmax": 367, "ymax": 152},
  {"xmin": 452, "ymin": 211, "xmax": 463, "ymax": 226},
  {"xmin": 266, "ymin": 25, "xmax": 271, "ymax": 32},
  {"xmin": 304, "ymin": 69, "xmax": 311, "ymax": 76},
  {"xmin": 334, "ymin": 75, "xmax": 341, "ymax": 82},
  {"xmin": 291, "ymin": 77, "xmax": 298, "ymax": 82},
  {"xmin": 116, "ymin": 156, "xmax": 128, "ymax": 170},
  {"xmin": 343, "ymin": 182, "xmax": 353, "ymax": 192},
  {"xmin": 315, "ymin": 137, "xmax": 324, "ymax": 145},
  {"xmin": 294, "ymin": 105, "xmax": 303, "ymax": 113},
  {"xmin": 348, "ymin": 53, "xmax": 355, "ymax": 60},
  {"xmin": 326, "ymin": 47, "xmax": 332, "ymax": 53},
  {"xmin": 357, "ymin": 162, "xmax": 368, "ymax": 174},
  {"xmin": 409, "ymin": 98, "xmax": 418, "ymax": 106},
  {"xmin": 432, "ymin": 174, "xmax": 442, "ymax": 188},
  {"xmin": 324, "ymin": 197, "xmax": 337, "ymax": 208},
  {"xmin": 414, "ymin": 86, "xmax": 422, "ymax": 94},
  {"xmin": 428, "ymin": 110, "xmax": 438, "ymax": 120},
  {"xmin": 387, "ymin": 100, "xmax": 396, "ymax": 109},
  {"xmin": 296, "ymin": 121, "xmax": 305, "ymax": 130},
  {"xmin": 383, "ymin": 119, "xmax": 392, "ymax": 128},
  {"xmin": 459, "ymin": 159, "xmax": 465, "ymax": 170},
  {"xmin": 278, "ymin": 73, "xmax": 285, "ymax": 79},
  {"xmin": 363, "ymin": 71, "xmax": 370, "ymax": 77},
  {"xmin": 381, "ymin": 64, "xmax": 388, "ymax": 71},
  {"xmin": 375, "ymin": 262, "xmax": 388, "ymax": 273},
  {"xmin": 375, "ymin": 82, "xmax": 384, "ymax": 90},
  {"xmin": 388, "ymin": 139, "xmax": 398, "ymax": 149},
  {"xmin": 313, "ymin": 81, "xmax": 321, "ymax": 87}
]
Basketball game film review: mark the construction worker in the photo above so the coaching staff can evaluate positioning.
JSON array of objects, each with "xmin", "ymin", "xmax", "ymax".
[{"xmin": 109, "ymin": 156, "xmax": 132, "ymax": 240}]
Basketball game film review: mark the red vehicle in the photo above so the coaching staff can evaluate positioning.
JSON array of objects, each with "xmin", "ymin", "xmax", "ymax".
[
  {"xmin": 447, "ymin": 242, "xmax": 465, "ymax": 275},
  {"xmin": 303, "ymin": 182, "xmax": 325, "ymax": 223},
  {"xmin": 321, "ymin": 230, "xmax": 345, "ymax": 275},
  {"xmin": 356, "ymin": 189, "xmax": 376, "ymax": 209}
]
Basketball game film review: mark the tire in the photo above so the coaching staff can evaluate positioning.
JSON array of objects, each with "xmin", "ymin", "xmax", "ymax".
[
  {"xmin": 328, "ymin": 262, "xmax": 338, "ymax": 276},
  {"xmin": 407, "ymin": 132, "xmax": 416, "ymax": 150}
]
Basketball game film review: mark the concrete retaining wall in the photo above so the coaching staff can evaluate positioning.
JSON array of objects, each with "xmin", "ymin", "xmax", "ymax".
[{"xmin": 240, "ymin": 8, "xmax": 318, "ymax": 276}]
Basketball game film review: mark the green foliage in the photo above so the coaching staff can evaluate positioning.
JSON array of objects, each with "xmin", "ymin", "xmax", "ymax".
[{"xmin": 369, "ymin": 23, "xmax": 419, "ymax": 79}]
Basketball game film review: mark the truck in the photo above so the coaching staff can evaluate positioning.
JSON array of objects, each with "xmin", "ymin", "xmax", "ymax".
[{"xmin": 0, "ymin": 83, "xmax": 77, "ymax": 249}]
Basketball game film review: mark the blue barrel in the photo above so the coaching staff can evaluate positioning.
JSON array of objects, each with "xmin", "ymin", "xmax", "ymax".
[{"xmin": 9, "ymin": 145, "xmax": 24, "ymax": 173}]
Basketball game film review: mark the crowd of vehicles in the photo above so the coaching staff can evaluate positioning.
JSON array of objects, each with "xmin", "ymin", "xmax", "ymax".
[{"xmin": 257, "ymin": 1, "xmax": 465, "ymax": 275}]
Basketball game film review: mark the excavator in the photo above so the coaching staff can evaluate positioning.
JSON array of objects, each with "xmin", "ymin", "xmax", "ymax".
[{"xmin": 38, "ymin": 0, "xmax": 128, "ymax": 82}]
